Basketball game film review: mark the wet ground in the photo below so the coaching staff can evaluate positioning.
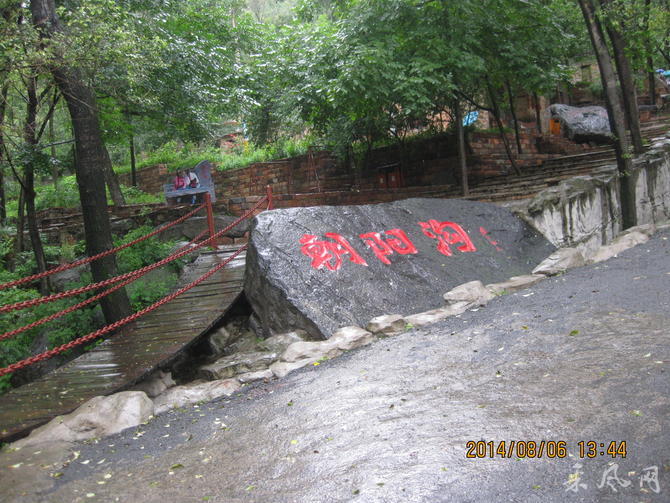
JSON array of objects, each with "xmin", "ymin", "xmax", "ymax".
[{"xmin": 2, "ymin": 228, "xmax": 669, "ymax": 503}]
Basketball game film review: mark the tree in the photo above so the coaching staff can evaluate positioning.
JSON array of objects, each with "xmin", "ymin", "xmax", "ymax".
[
  {"xmin": 30, "ymin": 0, "xmax": 131, "ymax": 323},
  {"xmin": 577, "ymin": 0, "xmax": 637, "ymax": 229}
]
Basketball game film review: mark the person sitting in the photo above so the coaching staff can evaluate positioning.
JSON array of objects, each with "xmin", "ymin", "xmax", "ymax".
[
  {"xmin": 186, "ymin": 169, "xmax": 200, "ymax": 204},
  {"xmin": 173, "ymin": 170, "xmax": 188, "ymax": 190},
  {"xmin": 173, "ymin": 170, "xmax": 189, "ymax": 203}
]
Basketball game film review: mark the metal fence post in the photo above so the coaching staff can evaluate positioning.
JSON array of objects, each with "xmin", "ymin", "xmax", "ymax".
[
  {"xmin": 266, "ymin": 185, "xmax": 273, "ymax": 210},
  {"xmin": 204, "ymin": 192, "xmax": 217, "ymax": 249}
]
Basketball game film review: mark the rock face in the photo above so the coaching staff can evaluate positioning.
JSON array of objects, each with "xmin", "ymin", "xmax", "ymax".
[
  {"xmin": 548, "ymin": 104, "xmax": 613, "ymax": 144},
  {"xmin": 245, "ymin": 198, "xmax": 555, "ymax": 339}
]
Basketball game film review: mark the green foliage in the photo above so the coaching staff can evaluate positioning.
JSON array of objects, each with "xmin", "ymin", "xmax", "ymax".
[
  {"xmin": 0, "ymin": 224, "xmax": 185, "ymax": 395},
  {"xmin": 114, "ymin": 225, "xmax": 181, "ymax": 274}
]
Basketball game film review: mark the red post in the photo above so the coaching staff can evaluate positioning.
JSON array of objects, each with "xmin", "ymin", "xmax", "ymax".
[
  {"xmin": 266, "ymin": 185, "xmax": 273, "ymax": 210},
  {"xmin": 204, "ymin": 192, "xmax": 217, "ymax": 249}
]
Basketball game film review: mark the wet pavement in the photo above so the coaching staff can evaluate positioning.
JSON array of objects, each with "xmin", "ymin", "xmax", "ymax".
[{"xmin": 2, "ymin": 228, "xmax": 669, "ymax": 503}]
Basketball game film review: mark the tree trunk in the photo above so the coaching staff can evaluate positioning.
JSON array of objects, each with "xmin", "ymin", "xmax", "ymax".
[
  {"xmin": 533, "ymin": 92, "xmax": 543, "ymax": 135},
  {"xmin": 486, "ymin": 79, "xmax": 521, "ymax": 176},
  {"xmin": 104, "ymin": 161, "xmax": 126, "ymax": 206},
  {"xmin": 453, "ymin": 102, "xmax": 469, "ymax": 196},
  {"xmin": 15, "ymin": 184, "xmax": 25, "ymax": 258},
  {"xmin": 130, "ymin": 131, "xmax": 137, "ymax": 187},
  {"xmin": 602, "ymin": 18, "xmax": 644, "ymax": 154},
  {"xmin": 644, "ymin": 0, "xmax": 656, "ymax": 107},
  {"xmin": 31, "ymin": 0, "xmax": 131, "ymax": 323},
  {"xmin": 578, "ymin": 0, "xmax": 636, "ymax": 229},
  {"xmin": 0, "ymin": 82, "xmax": 8, "ymax": 224},
  {"xmin": 49, "ymin": 110, "xmax": 58, "ymax": 189},
  {"xmin": 24, "ymin": 74, "xmax": 50, "ymax": 295},
  {"xmin": 506, "ymin": 81, "xmax": 523, "ymax": 154}
]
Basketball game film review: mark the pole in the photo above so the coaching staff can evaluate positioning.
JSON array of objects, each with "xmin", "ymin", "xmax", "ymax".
[
  {"xmin": 204, "ymin": 192, "xmax": 217, "ymax": 250},
  {"xmin": 266, "ymin": 185, "xmax": 273, "ymax": 210}
]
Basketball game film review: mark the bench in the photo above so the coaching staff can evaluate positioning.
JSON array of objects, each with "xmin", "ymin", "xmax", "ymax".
[{"xmin": 164, "ymin": 160, "xmax": 217, "ymax": 206}]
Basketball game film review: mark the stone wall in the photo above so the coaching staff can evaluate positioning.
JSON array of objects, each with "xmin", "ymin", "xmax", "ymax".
[
  {"xmin": 120, "ymin": 131, "xmax": 598, "ymax": 213},
  {"xmin": 507, "ymin": 135, "xmax": 670, "ymax": 256}
]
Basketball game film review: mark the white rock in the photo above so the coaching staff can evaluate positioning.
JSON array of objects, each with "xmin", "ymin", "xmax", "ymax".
[
  {"xmin": 153, "ymin": 379, "xmax": 240, "ymax": 415},
  {"xmin": 258, "ymin": 331, "xmax": 307, "ymax": 353},
  {"xmin": 280, "ymin": 340, "xmax": 342, "ymax": 363},
  {"xmin": 366, "ymin": 315, "xmax": 406, "ymax": 335},
  {"xmin": 532, "ymin": 248, "xmax": 586, "ymax": 275},
  {"xmin": 236, "ymin": 369, "xmax": 273, "ymax": 384},
  {"xmin": 443, "ymin": 280, "xmax": 495, "ymax": 306},
  {"xmin": 12, "ymin": 391, "xmax": 154, "ymax": 448},
  {"xmin": 198, "ymin": 351, "xmax": 278, "ymax": 380},
  {"xmin": 269, "ymin": 359, "xmax": 318, "ymax": 378},
  {"xmin": 130, "ymin": 370, "xmax": 176, "ymax": 398},
  {"xmin": 330, "ymin": 326, "xmax": 376, "ymax": 350},
  {"xmin": 404, "ymin": 302, "xmax": 470, "ymax": 328},
  {"xmin": 207, "ymin": 326, "xmax": 235, "ymax": 355},
  {"xmin": 486, "ymin": 275, "xmax": 545, "ymax": 295},
  {"xmin": 590, "ymin": 231, "xmax": 649, "ymax": 263}
]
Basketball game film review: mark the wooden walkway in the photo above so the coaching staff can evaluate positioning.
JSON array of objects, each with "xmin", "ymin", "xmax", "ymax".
[{"xmin": 0, "ymin": 247, "xmax": 246, "ymax": 443}]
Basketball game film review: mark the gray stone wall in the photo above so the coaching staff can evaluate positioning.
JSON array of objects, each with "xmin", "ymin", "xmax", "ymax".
[{"xmin": 507, "ymin": 136, "xmax": 670, "ymax": 256}]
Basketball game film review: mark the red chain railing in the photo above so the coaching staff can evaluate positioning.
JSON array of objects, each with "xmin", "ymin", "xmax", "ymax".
[
  {"xmin": 0, "ymin": 202, "xmax": 207, "ymax": 291},
  {"xmin": 0, "ymin": 198, "xmax": 266, "ymax": 314},
  {"xmin": 0, "ymin": 229, "xmax": 210, "ymax": 342},
  {"xmin": 0, "ymin": 188, "xmax": 272, "ymax": 376},
  {"xmin": 0, "ymin": 245, "xmax": 248, "ymax": 377}
]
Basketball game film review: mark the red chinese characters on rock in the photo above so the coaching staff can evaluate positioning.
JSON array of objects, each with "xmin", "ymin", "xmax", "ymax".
[
  {"xmin": 359, "ymin": 229, "xmax": 418, "ymax": 265},
  {"xmin": 480, "ymin": 226, "xmax": 503, "ymax": 252},
  {"xmin": 300, "ymin": 221, "xmax": 501, "ymax": 270},
  {"xmin": 299, "ymin": 233, "xmax": 368, "ymax": 271},
  {"xmin": 418, "ymin": 220, "xmax": 477, "ymax": 256}
]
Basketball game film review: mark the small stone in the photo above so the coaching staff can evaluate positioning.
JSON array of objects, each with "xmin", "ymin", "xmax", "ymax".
[
  {"xmin": 198, "ymin": 352, "xmax": 278, "ymax": 380},
  {"xmin": 366, "ymin": 315, "xmax": 406, "ymax": 335},
  {"xmin": 258, "ymin": 331, "xmax": 307, "ymax": 353},
  {"xmin": 532, "ymin": 248, "xmax": 586, "ymax": 275},
  {"xmin": 269, "ymin": 359, "xmax": 317, "ymax": 378},
  {"xmin": 206, "ymin": 326, "xmax": 234, "ymax": 356},
  {"xmin": 404, "ymin": 302, "xmax": 470, "ymax": 328},
  {"xmin": 590, "ymin": 231, "xmax": 649, "ymax": 263},
  {"xmin": 280, "ymin": 341, "xmax": 342, "ymax": 363},
  {"xmin": 329, "ymin": 326, "xmax": 376, "ymax": 350},
  {"xmin": 130, "ymin": 370, "xmax": 176, "ymax": 398},
  {"xmin": 153, "ymin": 379, "xmax": 241, "ymax": 415},
  {"xmin": 486, "ymin": 275, "xmax": 545, "ymax": 295},
  {"xmin": 236, "ymin": 369, "xmax": 273, "ymax": 384},
  {"xmin": 443, "ymin": 280, "xmax": 495, "ymax": 306}
]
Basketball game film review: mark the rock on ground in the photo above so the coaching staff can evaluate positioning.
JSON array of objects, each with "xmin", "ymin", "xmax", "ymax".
[
  {"xmin": 532, "ymin": 247, "xmax": 586, "ymax": 275},
  {"xmin": 366, "ymin": 315, "xmax": 406, "ymax": 336},
  {"xmin": 198, "ymin": 351, "xmax": 278, "ymax": 380},
  {"xmin": 153, "ymin": 379, "xmax": 241, "ymax": 415},
  {"xmin": 548, "ymin": 104, "xmax": 612, "ymax": 144},
  {"xmin": 443, "ymin": 280, "xmax": 495, "ymax": 306},
  {"xmin": 245, "ymin": 198, "xmax": 554, "ymax": 339},
  {"xmin": 486, "ymin": 275, "xmax": 545, "ymax": 295},
  {"xmin": 590, "ymin": 231, "xmax": 650, "ymax": 263},
  {"xmin": 12, "ymin": 392, "xmax": 154, "ymax": 448}
]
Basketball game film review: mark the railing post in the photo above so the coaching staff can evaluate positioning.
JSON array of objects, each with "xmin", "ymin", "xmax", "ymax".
[
  {"xmin": 266, "ymin": 185, "xmax": 273, "ymax": 210},
  {"xmin": 204, "ymin": 192, "xmax": 217, "ymax": 250}
]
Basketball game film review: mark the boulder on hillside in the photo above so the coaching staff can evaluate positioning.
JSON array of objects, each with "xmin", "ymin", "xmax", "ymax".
[
  {"xmin": 548, "ymin": 104, "xmax": 613, "ymax": 144},
  {"xmin": 244, "ymin": 198, "xmax": 555, "ymax": 339}
]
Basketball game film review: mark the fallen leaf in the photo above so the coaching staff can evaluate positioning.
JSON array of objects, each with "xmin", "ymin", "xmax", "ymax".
[{"xmin": 170, "ymin": 463, "xmax": 184, "ymax": 470}]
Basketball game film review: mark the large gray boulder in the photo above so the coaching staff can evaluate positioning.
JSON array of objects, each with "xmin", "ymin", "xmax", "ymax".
[
  {"xmin": 245, "ymin": 198, "xmax": 555, "ymax": 339},
  {"xmin": 548, "ymin": 104, "xmax": 613, "ymax": 144}
]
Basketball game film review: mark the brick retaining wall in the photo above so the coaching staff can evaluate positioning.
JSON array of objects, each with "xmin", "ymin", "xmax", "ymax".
[{"xmin": 120, "ymin": 130, "xmax": 600, "ymax": 215}]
